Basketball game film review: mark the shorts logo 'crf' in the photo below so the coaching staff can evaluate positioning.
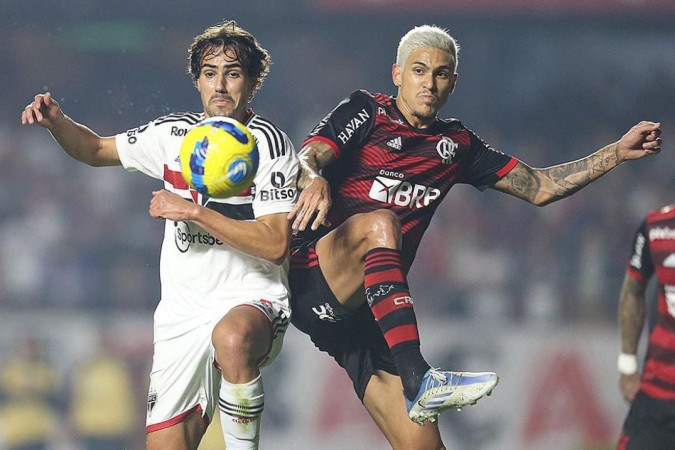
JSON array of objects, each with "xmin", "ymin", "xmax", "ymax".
[{"xmin": 369, "ymin": 176, "xmax": 441, "ymax": 209}]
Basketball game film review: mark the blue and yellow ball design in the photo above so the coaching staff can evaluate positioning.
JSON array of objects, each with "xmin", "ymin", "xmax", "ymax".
[{"xmin": 180, "ymin": 116, "xmax": 259, "ymax": 198}]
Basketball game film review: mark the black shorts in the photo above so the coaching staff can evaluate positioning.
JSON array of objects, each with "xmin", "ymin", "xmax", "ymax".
[
  {"xmin": 289, "ymin": 240, "xmax": 397, "ymax": 401},
  {"xmin": 620, "ymin": 391, "xmax": 675, "ymax": 449}
]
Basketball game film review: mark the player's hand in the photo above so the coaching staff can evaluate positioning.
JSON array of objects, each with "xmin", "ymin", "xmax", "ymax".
[
  {"xmin": 619, "ymin": 372, "xmax": 640, "ymax": 403},
  {"xmin": 149, "ymin": 190, "xmax": 199, "ymax": 221},
  {"xmin": 21, "ymin": 92, "xmax": 65, "ymax": 128},
  {"xmin": 288, "ymin": 176, "xmax": 332, "ymax": 232},
  {"xmin": 616, "ymin": 121, "xmax": 662, "ymax": 161}
]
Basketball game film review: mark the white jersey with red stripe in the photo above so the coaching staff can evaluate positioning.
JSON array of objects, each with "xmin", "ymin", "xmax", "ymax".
[{"xmin": 115, "ymin": 111, "xmax": 298, "ymax": 341}]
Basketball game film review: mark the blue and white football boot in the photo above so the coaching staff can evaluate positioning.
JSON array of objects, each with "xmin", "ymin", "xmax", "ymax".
[{"xmin": 406, "ymin": 369, "xmax": 499, "ymax": 425}]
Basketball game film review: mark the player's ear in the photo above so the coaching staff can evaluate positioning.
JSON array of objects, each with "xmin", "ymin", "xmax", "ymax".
[
  {"xmin": 449, "ymin": 73, "xmax": 458, "ymax": 94},
  {"xmin": 392, "ymin": 64, "xmax": 401, "ymax": 87}
]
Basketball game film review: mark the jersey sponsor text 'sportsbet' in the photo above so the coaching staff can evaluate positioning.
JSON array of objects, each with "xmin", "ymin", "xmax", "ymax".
[{"xmin": 115, "ymin": 111, "xmax": 298, "ymax": 340}]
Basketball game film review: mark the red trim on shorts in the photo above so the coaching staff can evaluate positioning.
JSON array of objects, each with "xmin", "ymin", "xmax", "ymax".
[
  {"xmin": 302, "ymin": 136, "xmax": 341, "ymax": 158},
  {"xmin": 146, "ymin": 404, "xmax": 208, "ymax": 433},
  {"xmin": 496, "ymin": 157, "xmax": 518, "ymax": 177}
]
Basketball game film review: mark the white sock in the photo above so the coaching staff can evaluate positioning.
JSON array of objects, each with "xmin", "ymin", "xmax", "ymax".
[{"xmin": 218, "ymin": 374, "xmax": 264, "ymax": 450}]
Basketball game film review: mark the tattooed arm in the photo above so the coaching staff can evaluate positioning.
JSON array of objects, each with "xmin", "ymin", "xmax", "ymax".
[
  {"xmin": 619, "ymin": 274, "xmax": 646, "ymax": 357},
  {"xmin": 492, "ymin": 121, "xmax": 662, "ymax": 206},
  {"xmin": 617, "ymin": 273, "xmax": 647, "ymax": 403}
]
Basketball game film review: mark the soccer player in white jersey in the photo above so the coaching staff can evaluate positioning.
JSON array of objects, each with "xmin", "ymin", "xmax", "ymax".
[{"xmin": 21, "ymin": 20, "xmax": 299, "ymax": 450}]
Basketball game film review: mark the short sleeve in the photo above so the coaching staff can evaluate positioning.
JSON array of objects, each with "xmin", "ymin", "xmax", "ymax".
[
  {"xmin": 249, "ymin": 123, "xmax": 299, "ymax": 218},
  {"xmin": 115, "ymin": 120, "xmax": 165, "ymax": 180}
]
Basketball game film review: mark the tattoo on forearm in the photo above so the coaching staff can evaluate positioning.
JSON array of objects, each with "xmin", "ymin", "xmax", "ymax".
[
  {"xmin": 504, "ymin": 143, "xmax": 620, "ymax": 203},
  {"xmin": 542, "ymin": 144, "xmax": 619, "ymax": 193},
  {"xmin": 501, "ymin": 164, "xmax": 540, "ymax": 202}
]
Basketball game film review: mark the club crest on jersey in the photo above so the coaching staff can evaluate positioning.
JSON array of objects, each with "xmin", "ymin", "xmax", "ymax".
[{"xmin": 437, "ymin": 136, "xmax": 458, "ymax": 164}]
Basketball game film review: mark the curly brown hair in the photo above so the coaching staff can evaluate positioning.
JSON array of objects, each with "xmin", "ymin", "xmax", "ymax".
[{"xmin": 187, "ymin": 20, "xmax": 270, "ymax": 101}]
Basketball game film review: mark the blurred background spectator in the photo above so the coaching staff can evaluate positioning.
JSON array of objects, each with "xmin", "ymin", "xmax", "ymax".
[
  {"xmin": 67, "ymin": 330, "xmax": 137, "ymax": 450},
  {"xmin": 0, "ymin": 336, "xmax": 60, "ymax": 450}
]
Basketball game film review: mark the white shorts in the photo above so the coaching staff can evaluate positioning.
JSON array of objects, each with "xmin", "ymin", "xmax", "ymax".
[{"xmin": 145, "ymin": 297, "xmax": 290, "ymax": 432}]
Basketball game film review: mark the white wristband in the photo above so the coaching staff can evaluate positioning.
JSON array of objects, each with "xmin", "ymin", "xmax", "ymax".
[{"xmin": 618, "ymin": 353, "xmax": 638, "ymax": 375}]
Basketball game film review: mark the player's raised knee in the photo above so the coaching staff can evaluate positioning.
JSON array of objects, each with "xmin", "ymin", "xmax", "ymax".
[
  {"xmin": 363, "ymin": 209, "xmax": 402, "ymax": 247},
  {"xmin": 212, "ymin": 320, "xmax": 255, "ymax": 356}
]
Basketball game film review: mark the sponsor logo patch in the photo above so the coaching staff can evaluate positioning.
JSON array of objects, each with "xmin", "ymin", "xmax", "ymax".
[
  {"xmin": 174, "ymin": 221, "xmax": 223, "ymax": 252},
  {"xmin": 387, "ymin": 136, "xmax": 403, "ymax": 151},
  {"xmin": 368, "ymin": 176, "xmax": 440, "ymax": 208}
]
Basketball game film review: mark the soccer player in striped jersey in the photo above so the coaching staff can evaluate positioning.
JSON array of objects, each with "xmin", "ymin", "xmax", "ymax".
[
  {"xmin": 21, "ymin": 21, "xmax": 298, "ymax": 450},
  {"xmin": 288, "ymin": 25, "xmax": 662, "ymax": 449},
  {"xmin": 617, "ymin": 204, "xmax": 675, "ymax": 449}
]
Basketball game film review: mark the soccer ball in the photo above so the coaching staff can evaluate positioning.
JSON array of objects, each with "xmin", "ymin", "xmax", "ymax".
[{"xmin": 180, "ymin": 116, "xmax": 259, "ymax": 198}]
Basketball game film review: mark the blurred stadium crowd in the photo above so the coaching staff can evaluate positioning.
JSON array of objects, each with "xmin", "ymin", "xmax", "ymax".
[{"xmin": 0, "ymin": 1, "xmax": 674, "ymax": 448}]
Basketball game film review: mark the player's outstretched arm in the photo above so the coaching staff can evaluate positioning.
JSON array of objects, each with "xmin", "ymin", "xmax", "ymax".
[
  {"xmin": 618, "ymin": 273, "xmax": 647, "ymax": 403},
  {"xmin": 288, "ymin": 140, "xmax": 336, "ymax": 232},
  {"xmin": 21, "ymin": 92, "xmax": 120, "ymax": 167},
  {"xmin": 492, "ymin": 121, "xmax": 662, "ymax": 206}
]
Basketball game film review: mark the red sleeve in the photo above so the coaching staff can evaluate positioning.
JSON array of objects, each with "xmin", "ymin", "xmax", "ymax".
[{"xmin": 302, "ymin": 135, "xmax": 341, "ymax": 158}]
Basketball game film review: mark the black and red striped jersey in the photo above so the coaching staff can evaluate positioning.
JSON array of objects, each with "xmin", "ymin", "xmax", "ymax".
[
  {"xmin": 626, "ymin": 204, "xmax": 675, "ymax": 400},
  {"xmin": 301, "ymin": 90, "xmax": 517, "ymax": 265}
]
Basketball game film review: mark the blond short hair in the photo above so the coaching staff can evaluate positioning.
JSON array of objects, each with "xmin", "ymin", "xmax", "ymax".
[{"xmin": 396, "ymin": 25, "xmax": 459, "ymax": 71}]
